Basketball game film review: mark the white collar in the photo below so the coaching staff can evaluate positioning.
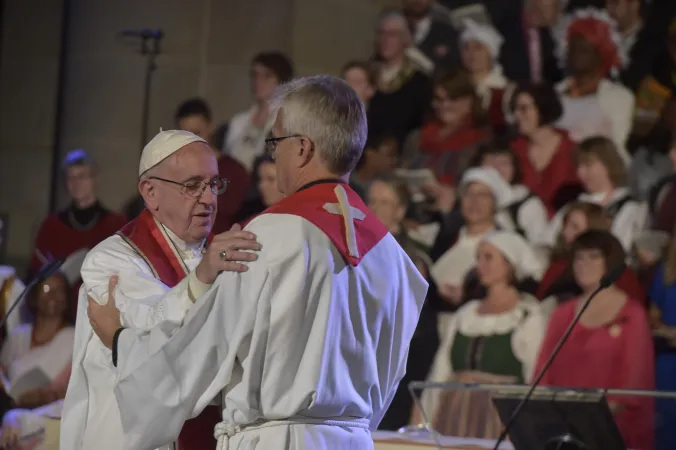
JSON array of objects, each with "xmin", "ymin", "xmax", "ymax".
[
  {"xmin": 155, "ymin": 218, "xmax": 205, "ymax": 260},
  {"xmin": 508, "ymin": 185, "xmax": 531, "ymax": 203},
  {"xmin": 457, "ymin": 295, "xmax": 540, "ymax": 336},
  {"xmin": 578, "ymin": 187, "xmax": 629, "ymax": 204},
  {"xmin": 413, "ymin": 16, "xmax": 432, "ymax": 45}
]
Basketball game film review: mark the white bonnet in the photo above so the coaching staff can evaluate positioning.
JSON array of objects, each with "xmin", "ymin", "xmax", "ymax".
[
  {"xmin": 460, "ymin": 167, "xmax": 511, "ymax": 208},
  {"xmin": 460, "ymin": 19, "xmax": 504, "ymax": 60},
  {"xmin": 480, "ymin": 230, "xmax": 545, "ymax": 281}
]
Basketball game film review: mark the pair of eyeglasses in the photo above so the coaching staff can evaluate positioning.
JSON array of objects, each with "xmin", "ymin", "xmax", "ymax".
[
  {"xmin": 149, "ymin": 176, "xmax": 229, "ymax": 197},
  {"xmin": 264, "ymin": 134, "xmax": 301, "ymax": 155}
]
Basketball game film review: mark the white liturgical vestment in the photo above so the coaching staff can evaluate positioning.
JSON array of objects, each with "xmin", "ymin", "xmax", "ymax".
[
  {"xmin": 112, "ymin": 182, "xmax": 428, "ymax": 450},
  {"xmin": 61, "ymin": 213, "xmax": 209, "ymax": 450}
]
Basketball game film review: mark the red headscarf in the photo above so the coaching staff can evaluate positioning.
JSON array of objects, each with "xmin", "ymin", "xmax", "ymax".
[{"xmin": 567, "ymin": 16, "xmax": 621, "ymax": 76}]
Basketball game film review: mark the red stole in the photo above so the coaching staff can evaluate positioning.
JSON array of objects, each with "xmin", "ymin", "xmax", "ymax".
[
  {"xmin": 117, "ymin": 210, "xmax": 221, "ymax": 450},
  {"xmin": 247, "ymin": 182, "xmax": 389, "ymax": 266}
]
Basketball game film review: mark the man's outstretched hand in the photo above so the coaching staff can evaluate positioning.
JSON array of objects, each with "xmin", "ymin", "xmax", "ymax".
[{"xmin": 88, "ymin": 275, "xmax": 122, "ymax": 349}]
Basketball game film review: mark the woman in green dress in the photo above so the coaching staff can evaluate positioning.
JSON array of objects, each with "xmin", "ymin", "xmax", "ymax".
[{"xmin": 419, "ymin": 230, "xmax": 547, "ymax": 439}]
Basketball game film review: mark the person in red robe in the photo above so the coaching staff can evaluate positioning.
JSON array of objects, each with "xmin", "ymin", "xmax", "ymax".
[
  {"xmin": 510, "ymin": 82, "xmax": 580, "ymax": 217},
  {"xmin": 536, "ymin": 230, "xmax": 655, "ymax": 450},
  {"xmin": 174, "ymin": 98, "xmax": 251, "ymax": 233},
  {"xmin": 28, "ymin": 150, "xmax": 127, "ymax": 306},
  {"xmin": 537, "ymin": 202, "xmax": 646, "ymax": 304}
]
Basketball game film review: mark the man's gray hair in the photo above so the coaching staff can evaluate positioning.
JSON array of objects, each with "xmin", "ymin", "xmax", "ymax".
[{"xmin": 270, "ymin": 75, "xmax": 367, "ymax": 175}]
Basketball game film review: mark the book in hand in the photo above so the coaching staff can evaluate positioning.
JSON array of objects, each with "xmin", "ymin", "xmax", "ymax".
[{"xmin": 0, "ymin": 367, "xmax": 51, "ymax": 401}]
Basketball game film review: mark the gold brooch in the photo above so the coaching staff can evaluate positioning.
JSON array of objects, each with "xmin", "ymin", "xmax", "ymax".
[{"xmin": 609, "ymin": 324, "xmax": 622, "ymax": 338}]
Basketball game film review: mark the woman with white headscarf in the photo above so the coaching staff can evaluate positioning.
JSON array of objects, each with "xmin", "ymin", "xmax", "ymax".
[
  {"xmin": 429, "ymin": 167, "xmax": 508, "ymax": 308},
  {"xmin": 460, "ymin": 19, "xmax": 514, "ymax": 130},
  {"xmin": 417, "ymin": 230, "xmax": 547, "ymax": 439}
]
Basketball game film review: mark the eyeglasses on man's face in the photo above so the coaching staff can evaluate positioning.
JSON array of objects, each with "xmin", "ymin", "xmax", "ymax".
[
  {"xmin": 264, "ymin": 135, "xmax": 301, "ymax": 157},
  {"xmin": 149, "ymin": 176, "xmax": 229, "ymax": 198}
]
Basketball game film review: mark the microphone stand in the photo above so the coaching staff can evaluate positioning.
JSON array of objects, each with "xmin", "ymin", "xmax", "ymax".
[
  {"xmin": 139, "ymin": 34, "xmax": 161, "ymax": 153},
  {"xmin": 492, "ymin": 266, "xmax": 625, "ymax": 450}
]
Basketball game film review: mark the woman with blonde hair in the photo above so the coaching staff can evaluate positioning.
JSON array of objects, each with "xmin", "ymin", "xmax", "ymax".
[{"xmin": 543, "ymin": 136, "xmax": 648, "ymax": 252}]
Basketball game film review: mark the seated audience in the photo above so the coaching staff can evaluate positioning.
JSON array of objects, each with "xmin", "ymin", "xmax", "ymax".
[
  {"xmin": 234, "ymin": 155, "xmax": 283, "ymax": 223},
  {"xmin": 28, "ymin": 150, "xmax": 126, "ymax": 307},
  {"xmin": 471, "ymin": 142, "xmax": 549, "ymax": 243},
  {"xmin": 403, "ymin": 0, "xmax": 461, "ymax": 75},
  {"xmin": 429, "ymin": 168, "xmax": 503, "ymax": 310},
  {"xmin": 175, "ymin": 98, "xmax": 251, "ymax": 233},
  {"xmin": 403, "ymin": 69, "xmax": 490, "ymax": 185},
  {"xmin": 537, "ymin": 202, "xmax": 645, "ymax": 310},
  {"xmin": 224, "ymin": 51, "xmax": 294, "ymax": 172},
  {"xmin": 368, "ymin": 10, "xmax": 433, "ymax": 145},
  {"xmin": 0, "ymin": 273, "xmax": 74, "ymax": 419},
  {"xmin": 543, "ymin": 136, "xmax": 647, "ymax": 252},
  {"xmin": 536, "ymin": 230, "xmax": 654, "ymax": 450},
  {"xmin": 554, "ymin": 8, "xmax": 634, "ymax": 162},
  {"xmin": 459, "ymin": 19, "xmax": 513, "ymax": 131},
  {"xmin": 420, "ymin": 231, "xmax": 546, "ymax": 438},
  {"xmin": 629, "ymin": 98, "xmax": 676, "ymax": 202},
  {"xmin": 368, "ymin": 177, "xmax": 438, "ymax": 430},
  {"xmin": 341, "ymin": 60, "xmax": 376, "ymax": 108},
  {"xmin": 0, "ymin": 269, "xmax": 28, "ymax": 345},
  {"xmin": 648, "ymin": 136, "xmax": 676, "ymax": 234},
  {"xmin": 350, "ymin": 135, "xmax": 399, "ymax": 200},
  {"xmin": 649, "ymin": 230, "xmax": 676, "ymax": 450},
  {"xmin": 510, "ymin": 82, "xmax": 579, "ymax": 217},
  {"xmin": 519, "ymin": 0, "xmax": 565, "ymax": 84},
  {"xmin": 631, "ymin": 18, "xmax": 676, "ymax": 138}
]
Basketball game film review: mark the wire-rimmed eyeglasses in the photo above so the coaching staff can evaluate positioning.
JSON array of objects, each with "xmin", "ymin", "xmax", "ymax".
[
  {"xmin": 149, "ymin": 176, "xmax": 229, "ymax": 197},
  {"xmin": 264, "ymin": 134, "xmax": 301, "ymax": 156}
]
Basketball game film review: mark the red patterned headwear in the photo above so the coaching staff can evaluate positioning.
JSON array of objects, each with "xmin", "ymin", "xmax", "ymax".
[{"xmin": 556, "ymin": 8, "xmax": 626, "ymax": 77}]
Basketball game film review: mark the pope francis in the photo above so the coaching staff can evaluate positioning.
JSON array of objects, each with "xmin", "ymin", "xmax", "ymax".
[
  {"xmin": 87, "ymin": 75, "xmax": 429, "ymax": 450},
  {"xmin": 60, "ymin": 130, "xmax": 262, "ymax": 450}
]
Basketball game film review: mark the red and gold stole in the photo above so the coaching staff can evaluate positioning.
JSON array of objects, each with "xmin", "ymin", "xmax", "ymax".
[{"xmin": 117, "ymin": 209, "xmax": 221, "ymax": 450}]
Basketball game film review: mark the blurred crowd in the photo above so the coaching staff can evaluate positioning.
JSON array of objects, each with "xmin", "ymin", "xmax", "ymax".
[{"xmin": 2, "ymin": 0, "xmax": 676, "ymax": 448}]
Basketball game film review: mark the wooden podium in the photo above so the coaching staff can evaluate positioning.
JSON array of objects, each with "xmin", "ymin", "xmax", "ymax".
[{"xmin": 372, "ymin": 431, "xmax": 513, "ymax": 450}]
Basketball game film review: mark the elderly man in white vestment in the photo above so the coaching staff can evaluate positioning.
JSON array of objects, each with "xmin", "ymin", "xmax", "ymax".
[
  {"xmin": 87, "ymin": 75, "xmax": 429, "ymax": 450},
  {"xmin": 60, "ymin": 130, "xmax": 262, "ymax": 450}
]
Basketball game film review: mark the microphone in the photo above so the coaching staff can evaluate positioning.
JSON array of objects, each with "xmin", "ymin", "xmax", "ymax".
[
  {"xmin": 118, "ymin": 29, "xmax": 164, "ymax": 40},
  {"xmin": 491, "ymin": 263, "xmax": 627, "ymax": 450},
  {"xmin": 0, "ymin": 258, "xmax": 64, "ymax": 332}
]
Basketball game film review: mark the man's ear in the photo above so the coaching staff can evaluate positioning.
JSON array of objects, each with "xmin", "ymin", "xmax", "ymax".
[
  {"xmin": 297, "ymin": 136, "xmax": 315, "ymax": 168},
  {"xmin": 138, "ymin": 179, "xmax": 158, "ymax": 211}
]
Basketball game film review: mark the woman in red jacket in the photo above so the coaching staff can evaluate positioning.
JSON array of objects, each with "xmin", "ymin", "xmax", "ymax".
[{"xmin": 536, "ymin": 230, "xmax": 655, "ymax": 450}]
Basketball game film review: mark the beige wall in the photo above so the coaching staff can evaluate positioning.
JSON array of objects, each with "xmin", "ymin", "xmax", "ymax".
[
  {"xmin": 0, "ymin": 0, "xmax": 396, "ymax": 271},
  {"xmin": 0, "ymin": 0, "xmax": 65, "ymax": 269}
]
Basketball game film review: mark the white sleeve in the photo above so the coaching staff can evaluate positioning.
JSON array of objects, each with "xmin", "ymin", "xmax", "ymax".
[
  {"xmin": 512, "ymin": 303, "xmax": 547, "ymax": 383},
  {"xmin": 540, "ymin": 208, "xmax": 566, "ymax": 248},
  {"xmin": 517, "ymin": 196, "xmax": 549, "ymax": 244},
  {"xmin": 111, "ymin": 227, "xmax": 303, "ymax": 450},
  {"xmin": 610, "ymin": 201, "xmax": 648, "ymax": 252},
  {"xmin": 81, "ymin": 237, "xmax": 203, "ymax": 330}
]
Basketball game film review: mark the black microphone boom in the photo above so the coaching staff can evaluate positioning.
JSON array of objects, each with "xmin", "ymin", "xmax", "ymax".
[
  {"xmin": 0, "ymin": 259, "xmax": 64, "ymax": 332},
  {"xmin": 491, "ymin": 263, "xmax": 627, "ymax": 450},
  {"xmin": 118, "ymin": 29, "xmax": 164, "ymax": 40}
]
